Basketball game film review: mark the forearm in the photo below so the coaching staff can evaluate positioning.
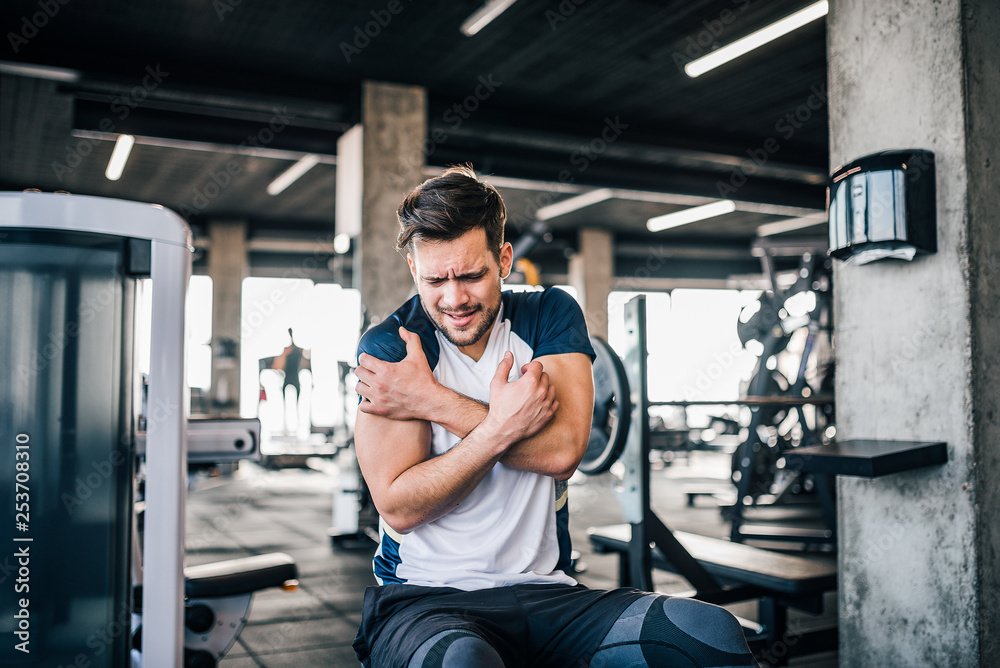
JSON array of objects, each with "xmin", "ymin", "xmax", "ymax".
[
  {"xmin": 416, "ymin": 384, "xmax": 489, "ymax": 438},
  {"xmin": 410, "ymin": 378, "xmax": 585, "ymax": 479},
  {"xmin": 416, "ymin": 388, "xmax": 576, "ymax": 477},
  {"xmin": 374, "ymin": 420, "xmax": 510, "ymax": 533}
]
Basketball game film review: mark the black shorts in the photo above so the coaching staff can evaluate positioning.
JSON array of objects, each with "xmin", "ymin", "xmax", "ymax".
[{"xmin": 353, "ymin": 582, "xmax": 646, "ymax": 668}]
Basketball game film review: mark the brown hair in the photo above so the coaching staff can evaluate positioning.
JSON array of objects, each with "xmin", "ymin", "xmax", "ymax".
[{"xmin": 396, "ymin": 164, "xmax": 506, "ymax": 262}]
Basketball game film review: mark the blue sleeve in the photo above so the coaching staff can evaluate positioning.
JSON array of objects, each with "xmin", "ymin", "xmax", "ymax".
[
  {"xmin": 357, "ymin": 296, "xmax": 440, "ymax": 368},
  {"xmin": 532, "ymin": 288, "xmax": 596, "ymax": 361},
  {"xmin": 357, "ymin": 320, "xmax": 407, "ymax": 364}
]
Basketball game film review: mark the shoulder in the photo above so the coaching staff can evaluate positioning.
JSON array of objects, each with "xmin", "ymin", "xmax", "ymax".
[
  {"xmin": 539, "ymin": 285, "xmax": 581, "ymax": 313},
  {"xmin": 505, "ymin": 288, "xmax": 595, "ymax": 360},
  {"xmin": 357, "ymin": 296, "xmax": 440, "ymax": 367},
  {"xmin": 504, "ymin": 285, "xmax": 578, "ymax": 316},
  {"xmin": 358, "ymin": 320, "xmax": 405, "ymax": 363}
]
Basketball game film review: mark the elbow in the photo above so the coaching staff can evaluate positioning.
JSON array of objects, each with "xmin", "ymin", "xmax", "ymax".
[
  {"xmin": 379, "ymin": 511, "xmax": 421, "ymax": 535},
  {"xmin": 370, "ymin": 496, "xmax": 423, "ymax": 534},
  {"xmin": 551, "ymin": 465, "xmax": 577, "ymax": 482},
  {"xmin": 549, "ymin": 436, "xmax": 588, "ymax": 481},
  {"xmin": 522, "ymin": 451, "xmax": 577, "ymax": 480},
  {"xmin": 383, "ymin": 517, "xmax": 417, "ymax": 535}
]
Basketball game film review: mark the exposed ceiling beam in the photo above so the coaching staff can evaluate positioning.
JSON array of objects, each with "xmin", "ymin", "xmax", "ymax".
[
  {"xmin": 430, "ymin": 144, "xmax": 826, "ymax": 211},
  {"xmin": 72, "ymin": 130, "xmax": 338, "ymax": 164}
]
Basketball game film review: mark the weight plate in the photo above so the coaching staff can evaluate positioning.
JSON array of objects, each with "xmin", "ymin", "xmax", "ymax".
[{"xmin": 579, "ymin": 336, "xmax": 631, "ymax": 475}]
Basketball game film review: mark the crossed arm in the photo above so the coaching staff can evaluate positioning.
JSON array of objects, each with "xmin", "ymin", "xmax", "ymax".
[{"xmin": 353, "ymin": 327, "xmax": 594, "ymax": 534}]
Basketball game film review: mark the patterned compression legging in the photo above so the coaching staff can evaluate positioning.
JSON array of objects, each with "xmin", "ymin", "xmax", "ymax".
[{"xmin": 407, "ymin": 594, "xmax": 759, "ymax": 667}]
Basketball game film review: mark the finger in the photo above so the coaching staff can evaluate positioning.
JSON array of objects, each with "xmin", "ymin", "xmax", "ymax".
[
  {"xmin": 536, "ymin": 382, "xmax": 554, "ymax": 408},
  {"xmin": 400, "ymin": 327, "xmax": 428, "ymax": 360},
  {"xmin": 354, "ymin": 381, "xmax": 370, "ymax": 398},
  {"xmin": 492, "ymin": 351, "xmax": 514, "ymax": 384},
  {"xmin": 522, "ymin": 360, "xmax": 543, "ymax": 379},
  {"xmin": 354, "ymin": 366, "xmax": 375, "ymax": 383},
  {"xmin": 358, "ymin": 352, "xmax": 382, "ymax": 372}
]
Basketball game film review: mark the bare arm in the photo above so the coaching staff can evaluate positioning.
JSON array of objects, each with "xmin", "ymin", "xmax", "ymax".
[
  {"xmin": 411, "ymin": 353, "xmax": 592, "ymax": 479},
  {"xmin": 355, "ymin": 352, "xmax": 557, "ymax": 534},
  {"xmin": 357, "ymin": 328, "xmax": 594, "ymax": 480},
  {"xmin": 498, "ymin": 352, "xmax": 593, "ymax": 479}
]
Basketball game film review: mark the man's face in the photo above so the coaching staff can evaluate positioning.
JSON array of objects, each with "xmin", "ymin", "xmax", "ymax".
[{"xmin": 407, "ymin": 228, "xmax": 513, "ymax": 359}]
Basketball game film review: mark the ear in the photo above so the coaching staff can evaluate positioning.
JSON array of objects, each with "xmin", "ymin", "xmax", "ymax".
[
  {"xmin": 407, "ymin": 252, "xmax": 417, "ymax": 281},
  {"xmin": 499, "ymin": 242, "xmax": 514, "ymax": 279}
]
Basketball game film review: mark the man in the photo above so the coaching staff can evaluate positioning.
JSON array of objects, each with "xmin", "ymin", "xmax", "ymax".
[
  {"xmin": 281, "ymin": 328, "xmax": 305, "ymax": 432},
  {"xmin": 352, "ymin": 165, "xmax": 757, "ymax": 667}
]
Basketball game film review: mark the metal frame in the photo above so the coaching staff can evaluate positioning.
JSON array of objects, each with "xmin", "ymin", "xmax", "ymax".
[
  {"xmin": 616, "ymin": 295, "xmax": 717, "ymax": 593},
  {"xmin": 0, "ymin": 192, "xmax": 192, "ymax": 668}
]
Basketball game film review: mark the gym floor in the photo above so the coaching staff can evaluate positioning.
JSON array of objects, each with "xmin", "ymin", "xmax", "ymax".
[{"xmin": 185, "ymin": 452, "xmax": 838, "ymax": 667}]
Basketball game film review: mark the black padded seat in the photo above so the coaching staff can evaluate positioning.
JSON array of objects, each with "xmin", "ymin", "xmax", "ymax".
[{"xmin": 185, "ymin": 552, "xmax": 298, "ymax": 598}]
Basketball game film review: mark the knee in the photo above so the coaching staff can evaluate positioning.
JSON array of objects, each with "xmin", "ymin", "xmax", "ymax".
[
  {"xmin": 594, "ymin": 595, "xmax": 755, "ymax": 667},
  {"xmin": 408, "ymin": 630, "xmax": 504, "ymax": 668},
  {"xmin": 660, "ymin": 597, "xmax": 749, "ymax": 655}
]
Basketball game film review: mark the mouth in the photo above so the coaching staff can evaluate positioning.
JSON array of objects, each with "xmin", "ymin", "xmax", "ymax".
[{"xmin": 442, "ymin": 310, "xmax": 477, "ymax": 328}]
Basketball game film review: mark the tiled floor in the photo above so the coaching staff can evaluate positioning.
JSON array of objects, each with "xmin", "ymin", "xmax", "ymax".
[{"xmin": 185, "ymin": 451, "xmax": 837, "ymax": 667}]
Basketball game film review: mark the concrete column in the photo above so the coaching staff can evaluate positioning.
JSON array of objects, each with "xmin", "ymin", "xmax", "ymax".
[
  {"xmin": 338, "ymin": 81, "xmax": 427, "ymax": 326},
  {"xmin": 828, "ymin": 1, "xmax": 1000, "ymax": 664},
  {"xmin": 206, "ymin": 219, "xmax": 248, "ymax": 412},
  {"xmin": 568, "ymin": 228, "xmax": 614, "ymax": 340}
]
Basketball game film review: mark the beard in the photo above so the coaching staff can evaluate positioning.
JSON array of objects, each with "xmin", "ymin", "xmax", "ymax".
[{"xmin": 422, "ymin": 294, "xmax": 501, "ymax": 349}]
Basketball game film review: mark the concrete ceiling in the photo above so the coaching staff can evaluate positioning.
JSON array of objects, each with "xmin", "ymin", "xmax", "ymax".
[{"xmin": 0, "ymin": 0, "xmax": 831, "ymax": 283}]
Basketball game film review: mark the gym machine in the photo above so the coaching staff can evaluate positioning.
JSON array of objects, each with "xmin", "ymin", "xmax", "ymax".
[
  {"xmin": 585, "ymin": 296, "xmax": 838, "ymax": 665},
  {"xmin": 0, "ymin": 192, "xmax": 297, "ymax": 667},
  {"xmin": 728, "ymin": 243, "xmax": 836, "ymax": 548}
]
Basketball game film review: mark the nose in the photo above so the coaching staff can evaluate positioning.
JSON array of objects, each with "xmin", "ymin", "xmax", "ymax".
[{"xmin": 441, "ymin": 280, "xmax": 470, "ymax": 311}]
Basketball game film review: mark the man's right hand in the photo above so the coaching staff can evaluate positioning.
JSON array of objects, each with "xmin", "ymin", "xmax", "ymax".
[
  {"xmin": 480, "ymin": 352, "xmax": 558, "ymax": 448},
  {"xmin": 356, "ymin": 327, "xmax": 440, "ymax": 421}
]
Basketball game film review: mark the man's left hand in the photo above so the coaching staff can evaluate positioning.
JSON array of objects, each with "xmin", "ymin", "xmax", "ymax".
[{"xmin": 356, "ymin": 327, "xmax": 440, "ymax": 421}]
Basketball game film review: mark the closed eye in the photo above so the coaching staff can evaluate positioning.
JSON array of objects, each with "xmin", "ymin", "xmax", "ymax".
[{"xmin": 423, "ymin": 270, "xmax": 488, "ymax": 284}]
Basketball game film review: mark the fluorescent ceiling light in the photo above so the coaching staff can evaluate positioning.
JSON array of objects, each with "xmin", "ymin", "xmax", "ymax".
[
  {"xmin": 0, "ymin": 61, "xmax": 81, "ymax": 82},
  {"xmin": 105, "ymin": 135, "xmax": 134, "ymax": 181},
  {"xmin": 267, "ymin": 154, "xmax": 321, "ymax": 196},
  {"xmin": 461, "ymin": 0, "xmax": 519, "ymax": 36},
  {"xmin": 647, "ymin": 200, "xmax": 736, "ymax": 232},
  {"xmin": 535, "ymin": 188, "xmax": 615, "ymax": 221},
  {"xmin": 685, "ymin": 1, "xmax": 829, "ymax": 78}
]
